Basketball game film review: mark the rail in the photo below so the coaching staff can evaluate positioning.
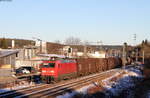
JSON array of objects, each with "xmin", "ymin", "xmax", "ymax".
[{"xmin": 0, "ymin": 68, "xmax": 122, "ymax": 98}]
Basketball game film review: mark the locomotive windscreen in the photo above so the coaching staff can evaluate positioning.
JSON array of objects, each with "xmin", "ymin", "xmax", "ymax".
[{"xmin": 42, "ymin": 63, "xmax": 55, "ymax": 68}]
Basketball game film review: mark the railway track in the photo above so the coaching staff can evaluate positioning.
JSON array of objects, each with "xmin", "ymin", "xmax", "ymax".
[
  {"xmin": 0, "ymin": 69, "xmax": 122, "ymax": 98},
  {"xmin": 0, "ymin": 84, "xmax": 50, "ymax": 98}
]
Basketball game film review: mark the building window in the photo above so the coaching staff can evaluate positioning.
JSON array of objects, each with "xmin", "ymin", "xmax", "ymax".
[{"xmin": 16, "ymin": 53, "xmax": 18, "ymax": 57}]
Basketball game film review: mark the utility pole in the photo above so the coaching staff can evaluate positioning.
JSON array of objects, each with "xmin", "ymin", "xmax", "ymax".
[
  {"xmin": 97, "ymin": 41, "xmax": 103, "ymax": 51},
  {"xmin": 123, "ymin": 42, "xmax": 127, "ymax": 67},
  {"xmin": 135, "ymin": 48, "xmax": 138, "ymax": 62},
  {"xmin": 133, "ymin": 34, "xmax": 136, "ymax": 46},
  {"xmin": 133, "ymin": 34, "xmax": 138, "ymax": 62},
  {"xmin": 142, "ymin": 50, "xmax": 145, "ymax": 64},
  {"xmin": 83, "ymin": 43, "xmax": 87, "ymax": 58}
]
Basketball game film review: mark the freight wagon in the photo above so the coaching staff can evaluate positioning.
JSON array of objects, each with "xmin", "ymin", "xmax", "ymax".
[{"xmin": 41, "ymin": 58, "xmax": 122, "ymax": 83}]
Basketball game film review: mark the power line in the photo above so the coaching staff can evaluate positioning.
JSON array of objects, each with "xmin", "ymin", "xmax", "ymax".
[{"xmin": 133, "ymin": 34, "xmax": 136, "ymax": 46}]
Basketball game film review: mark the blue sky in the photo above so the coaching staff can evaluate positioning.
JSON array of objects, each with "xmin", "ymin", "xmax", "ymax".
[{"xmin": 0, "ymin": 0, "xmax": 150, "ymax": 45}]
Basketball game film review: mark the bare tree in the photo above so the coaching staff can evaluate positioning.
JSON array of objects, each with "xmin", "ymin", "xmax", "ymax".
[
  {"xmin": 83, "ymin": 40, "xmax": 91, "ymax": 45},
  {"xmin": 54, "ymin": 40, "xmax": 61, "ymax": 44},
  {"xmin": 64, "ymin": 36, "xmax": 82, "ymax": 45}
]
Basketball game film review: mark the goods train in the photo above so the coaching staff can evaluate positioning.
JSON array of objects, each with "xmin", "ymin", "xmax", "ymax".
[{"xmin": 41, "ymin": 58, "xmax": 122, "ymax": 83}]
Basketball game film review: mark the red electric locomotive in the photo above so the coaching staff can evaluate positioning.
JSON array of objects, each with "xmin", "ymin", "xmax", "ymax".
[{"xmin": 41, "ymin": 59, "xmax": 77, "ymax": 83}]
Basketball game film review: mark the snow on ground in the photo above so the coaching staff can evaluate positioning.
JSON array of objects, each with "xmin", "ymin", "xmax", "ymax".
[
  {"xmin": 0, "ymin": 88, "xmax": 11, "ymax": 93},
  {"xmin": 103, "ymin": 70, "xmax": 143, "ymax": 97},
  {"xmin": 57, "ymin": 84, "xmax": 96, "ymax": 98},
  {"xmin": 0, "ymin": 81, "xmax": 35, "ymax": 94},
  {"xmin": 100, "ymin": 66, "xmax": 143, "ymax": 97},
  {"xmin": 57, "ymin": 65, "xmax": 144, "ymax": 98},
  {"xmin": 147, "ymin": 91, "xmax": 150, "ymax": 98}
]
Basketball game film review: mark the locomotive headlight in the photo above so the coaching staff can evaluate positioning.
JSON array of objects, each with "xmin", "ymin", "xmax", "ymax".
[
  {"xmin": 42, "ymin": 70, "xmax": 46, "ymax": 73},
  {"xmin": 50, "ymin": 70, "xmax": 54, "ymax": 73}
]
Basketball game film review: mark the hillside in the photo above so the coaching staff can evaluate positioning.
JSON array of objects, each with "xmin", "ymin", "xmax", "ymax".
[
  {"xmin": 0, "ymin": 38, "xmax": 123, "ymax": 54},
  {"xmin": 0, "ymin": 38, "xmax": 35, "ymax": 49}
]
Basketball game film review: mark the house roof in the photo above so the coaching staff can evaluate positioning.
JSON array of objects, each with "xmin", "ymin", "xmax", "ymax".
[
  {"xmin": 37, "ymin": 54, "xmax": 66, "ymax": 58},
  {"xmin": 0, "ymin": 49, "xmax": 19, "ymax": 58}
]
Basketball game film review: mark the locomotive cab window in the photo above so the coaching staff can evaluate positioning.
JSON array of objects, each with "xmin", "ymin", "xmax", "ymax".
[{"xmin": 42, "ymin": 63, "xmax": 55, "ymax": 68}]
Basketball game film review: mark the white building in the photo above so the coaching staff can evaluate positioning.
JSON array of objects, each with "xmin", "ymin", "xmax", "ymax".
[{"xmin": 35, "ymin": 40, "xmax": 47, "ymax": 53}]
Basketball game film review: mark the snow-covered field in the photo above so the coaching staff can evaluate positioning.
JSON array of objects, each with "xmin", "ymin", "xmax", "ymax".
[{"xmin": 57, "ymin": 65, "xmax": 144, "ymax": 98}]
